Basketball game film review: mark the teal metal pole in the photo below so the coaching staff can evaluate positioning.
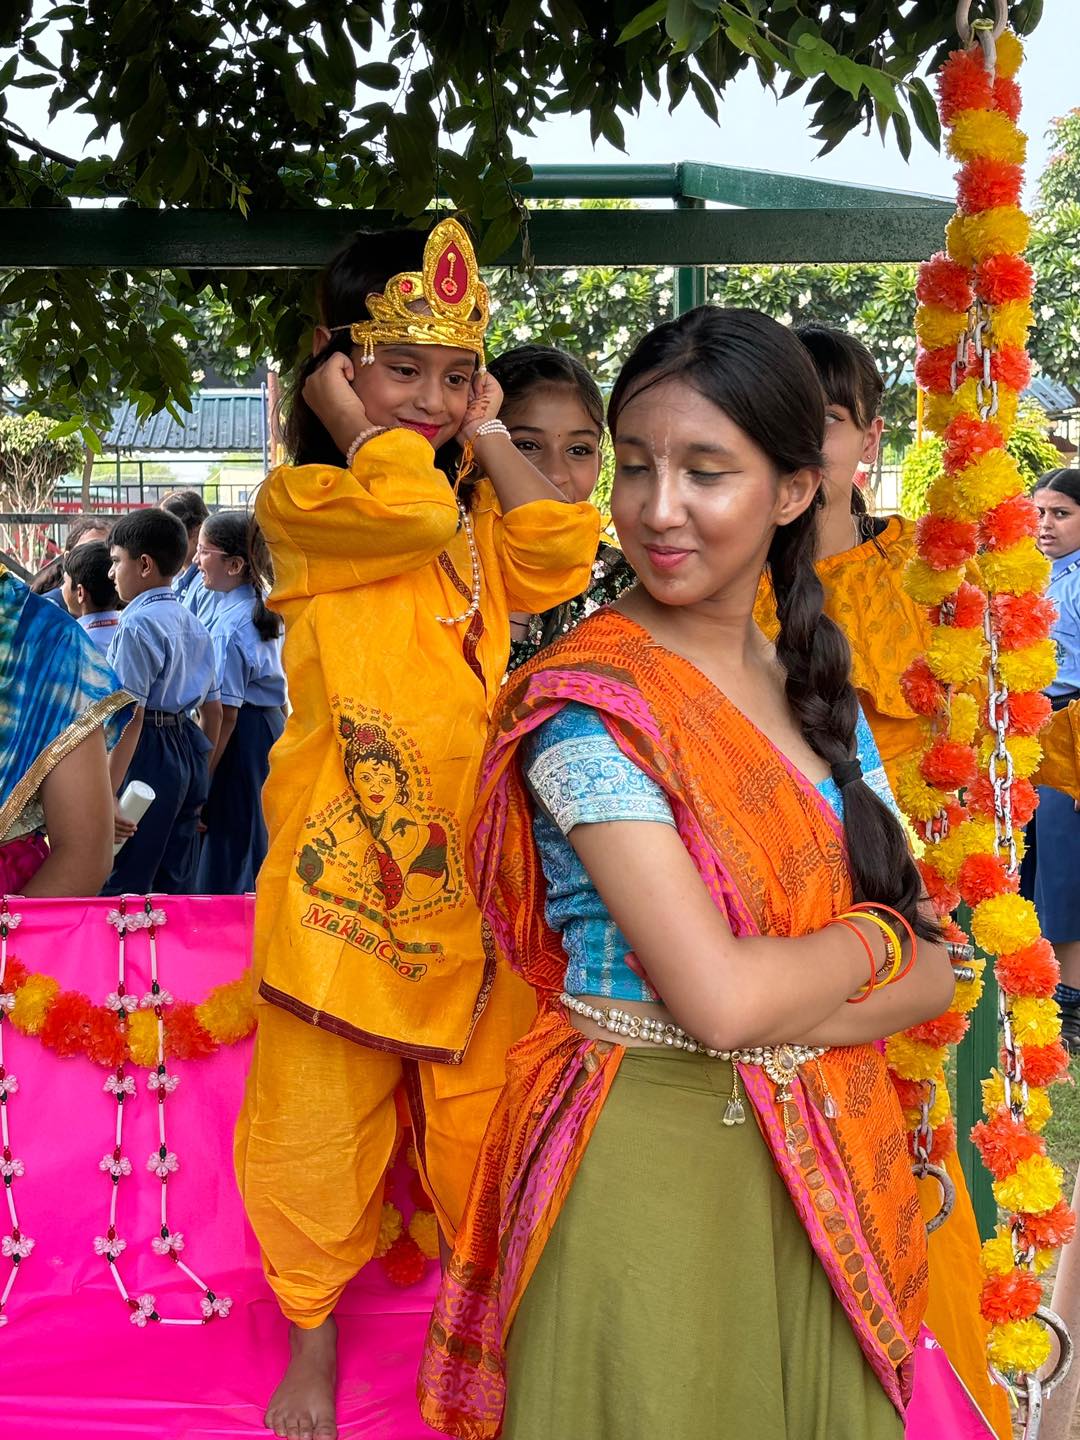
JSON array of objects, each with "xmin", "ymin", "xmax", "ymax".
[
  {"xmin": 674, "ymin": 196, "xmax": 706, "ymax": 316},
  {"xmin": 956, "ymin": 907, "xmax": 999, "ymax": 1240}
]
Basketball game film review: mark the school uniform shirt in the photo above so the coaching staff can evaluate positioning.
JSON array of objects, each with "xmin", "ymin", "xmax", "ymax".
[
  {"xmin": 207, "ymin": 584, "xmax": 286, "ymax": 709},
  {"xmin": 1048, "ymin": 546, "xmax": 1080, "ymax": 699},
  {"xmin": 77, "ymin": 609, "xmax": 122, "ymax": 653},
  {"xmin": 106, "ymin": 586, "xmax": 219, "ymax": 713},
  {"xmin": 173, "ymin": 562, "xmax": 220, "ymax": 627}
]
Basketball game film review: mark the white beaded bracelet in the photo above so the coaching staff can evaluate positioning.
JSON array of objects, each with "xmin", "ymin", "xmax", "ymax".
[
  {"xmin": 344, "ymin": 425, "xmax": 389, "ymax": 466},
  {"xmin": 473, "ymin": 419, "xmax": 510, "ymax": 440}
]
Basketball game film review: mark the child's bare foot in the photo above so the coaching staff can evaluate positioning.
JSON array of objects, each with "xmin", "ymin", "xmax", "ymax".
[{"xmin": 264, "ymin": 1316, "xmax": 338, "ymax": 1439}]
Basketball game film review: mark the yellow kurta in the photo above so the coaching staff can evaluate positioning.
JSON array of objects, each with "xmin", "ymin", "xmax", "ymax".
[{"xmin": 253, "ymin": 428, "xmax": 599, "ymax": 1064}]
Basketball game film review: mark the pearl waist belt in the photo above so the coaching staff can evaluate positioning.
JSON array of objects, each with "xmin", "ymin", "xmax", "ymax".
[{"xmin": 558, "ymin": 991, "xmax": 832, "ymax": 1129}]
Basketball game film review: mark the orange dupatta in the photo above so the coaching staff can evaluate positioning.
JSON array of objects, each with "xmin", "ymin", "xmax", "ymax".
[{"xmin": 419, "ymin": 610, "xmax": 928, "ymax": 1437}]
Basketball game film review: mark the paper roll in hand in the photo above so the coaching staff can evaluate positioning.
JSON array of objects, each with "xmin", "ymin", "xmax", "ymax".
[{"xmin": 112, "ymin": 780, "xmax": 156, "ymax": 856}]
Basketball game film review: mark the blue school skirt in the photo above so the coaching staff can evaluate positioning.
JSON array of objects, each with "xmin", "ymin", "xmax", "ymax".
[{"xmin": 196, "ymin": 703, "xmax": 284, "ymax": 895}]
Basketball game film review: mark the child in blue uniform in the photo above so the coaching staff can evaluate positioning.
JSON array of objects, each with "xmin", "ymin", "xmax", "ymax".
[
  {"xmin": 62, "ymin": 540, "xmax": 123, "ymax": 652},
  {"xmin": 194, "ymin": 510, "xmax": 286, "ymax": 894},
  {"xmin": 162, "ymin": 488, "xmax": 219, "ymax": 626},
  {"xmin": 104, "ymin": 508, "xmax": 222, "ymax": 896}
]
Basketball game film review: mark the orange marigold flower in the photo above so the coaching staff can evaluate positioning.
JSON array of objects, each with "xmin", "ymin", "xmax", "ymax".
[
  {"xmin": 915, "ymin": 344, "xmax": 963, "ymax": 394},
  {"xmin": 972, "ymin": 1107, "xmax": 1046, "ymax": 1178},
  {"xmin": 957, "ymin": 853, "xmax": 1016, "ymax": 907},
  {"xmin": 918, "ymin": 862, "xmax": 961, "ymax": 917},
  {"xmin": 996, "ymin": 938, "xmax": 1059, "ymax": 997},
  {"xmin": 891, "ymin": 1075, "xmax": 928, "ymax": 1111},
  {"xmin": 927, "ymin": 1117, "xmax": 957, "ymax": 1164},
  {"xmin": 382, "ymin": 1233, "xmax": 428, "ymax": 1287},
  {"xmin": 943, "ymin": 413, "xmax": 1005, "ymax": 473},
  {"xmin": 938, "ymin": 47, "xmax": 994, "ymax": 123},
  {"xmin": 1014, "ymin": 1041, "xmax": 1070, "ymax": 1088},
  {"xmin": 991, "ymin": 346, "xmax": 1032, "ymax": 391},
  {"xmin": 990, "ymin": 592, "xmax": 1057, "ymax": 651},
  {"xmin": 164, "ymin": 1002, "xmax": 216, "ymax": 1060},
  {"xmin": 916, "ymin": 251, "xmax": 973, "ymax": 310},
  {"xmin": 941, "ymin": 917, "xmax": 968, "ymax": 946},
  {"xmin": 993, "ymin": 75, "xmax": 1022, "ymax": 122},
  {"xmin": 943, "ymin": 581, "xmax": 989, "ymax": 629},
  {"xmin": 957, "ymin": 156, "xmax": 1023, "ymax": 214},
  {"xmin": 900, "ymin": 656, "xmax": 947, "ymax": 716},
  {"xmin": 966, "ymin": 774, "xmax": 1038, "ymax": 826},
  {"xmin": 977, "ymin": 253, "xmax": 1034, "ymax": 304},
  {"xmin": 1003, "ymin": 690, "xmax": 1052, "ymax": 736},
  {"xmin": 38, "ymin": 990, "xmax": 96, "ymax": 1057},
  {"xmin": 1018, "ymin": 1200, "xmax": 1077, "ymax": 1251},
  {"xmin": 85, "ymin": 1008, "xmax": 128, "ymax": 1068},
  {"xmin": 980, "ymin": 1269, "xmax": 1043, "ymax": 1324},
  {"xmin": 921, "ymin": 738, "xmax": 977, "ymax": 789},
  {"xmin": 1, "ymin": 957, "xmax": 29, "ymax": 990},
  {"xmin": 907, "ymin": 1011, "xmax": 970, "ymax": 1048},
  {"xmin": 978, "ymin": 494, "xmax": 1038, "ymax": 552},
  {"xmin": 916, "ymin": 515, "xmax": 978, "ymax": 571}
]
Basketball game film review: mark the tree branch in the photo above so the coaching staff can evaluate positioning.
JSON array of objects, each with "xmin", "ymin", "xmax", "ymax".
[{"xmin": 0, "ymin": 122, "xmax": 80, "ymax": 170}]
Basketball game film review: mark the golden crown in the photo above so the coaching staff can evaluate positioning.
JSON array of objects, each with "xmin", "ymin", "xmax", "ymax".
[{"xmin": 342, "ymin": 218, "xmax": 489, "ymax": 366}]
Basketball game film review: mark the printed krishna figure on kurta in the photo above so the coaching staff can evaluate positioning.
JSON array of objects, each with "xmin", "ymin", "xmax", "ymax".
[{"xmin": 300, "ymin": 711, "xmax": 461, "ymax": 919}]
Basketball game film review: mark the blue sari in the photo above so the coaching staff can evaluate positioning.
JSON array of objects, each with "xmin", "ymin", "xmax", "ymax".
[{"xmin": 0, "ymin": 565, "xmax": 134, "ymax": 847}]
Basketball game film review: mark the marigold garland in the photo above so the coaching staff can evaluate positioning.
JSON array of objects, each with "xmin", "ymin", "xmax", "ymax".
[
  {"xmin": 0, "ymin": 960, "xmax": 256, "ymax": 1065},
  {"xmin": 896, "ymin": 28, "xmax": 1073, "ymax": 1391}
]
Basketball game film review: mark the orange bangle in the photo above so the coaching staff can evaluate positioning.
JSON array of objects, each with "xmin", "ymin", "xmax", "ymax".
[
  {"xmin": 830, "ymin": 917, "xmax": 879, "ymax": 1003},
  {"xmin": 847, "ymin": 902, "xmax": 918, "ymax": 982}
]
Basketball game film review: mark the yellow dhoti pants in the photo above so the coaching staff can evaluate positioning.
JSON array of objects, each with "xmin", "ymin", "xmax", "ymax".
[{"xmin": 235, "ymin": 965, "xmax": 534, "ymax": 1328}]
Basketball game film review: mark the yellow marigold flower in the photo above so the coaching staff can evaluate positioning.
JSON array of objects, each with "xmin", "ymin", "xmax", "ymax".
[
  {"xmin": 905, "ymin": 558, "xmax": 966, "ymax": 607},
  {"xmin": 895, "ymin": 756, "xmax": 949, "ymax": 822},
  {"xmin": 915, "ymin": 303, "xmax": 970, "ymax": 349},
  {"xmin": 127, "ymin": 1009, "xmax": 159, "ymax": 1067},
  {"xmin": 979, "ymin": 539, "xmax": 1051, "ymax": 597},
  {"xmin": 8, "ymin": 973, "xmax": 60, "ymax": 1035},
  {"xmin": 932, "ymin": 820, "xmax": 997, "ymax": 883},
  {"xmin": 1010, "ymin": 996, "xmax": 1062, "ymax": 1047},
  {"xmin": 988, "ymin": 1318, "xmax": 1052, "ymax": 1375},
  {"xmin": 954, "ymin": 450, "xmax": 1024, "ymax": 514},
  {"xmin": 885, "ymin": 1032, "xmax": 942, "ymax": 1082},
  {"xmin": 946, "ymin": 213, "xmax": 975, "ymax": 269},
  {"xmin": 948, "ymin": 110, "xmax": 1027, "ymax": 166},
  {"xmin": 953, "ymin": 958, "xmax": 986, "ymax": 1015},
  {"xmin": 1034, "ymin": 1247, "xmax": 1055, "ymax": 1274},
  {"xmin": 994, "ymin": 385, "xmax": 1019, "ymax": 439},
  {"xmin": 949, "ymin": 693, "xmax": 979, "ymax": 745},
  {"xmin": 195, "ymin": 973, "xmax": 256, "ymax": 1044},
  {"xmin": 995, "ymin": 30, "xmax": 1023, "ymax": 79},
  {"xmin": 997, "ymin": 640, "xmax": 1058, "ymax": 693},
  {"xmin": 926, "ymin": 625, "xmax": 988, "ymax": 687},
  {"xmin": 977, "ymin": 732, "xmax": 1044, "ymax": 780},
  {"xmin": 986, "ymin": 300, "xmax": 1034, "ymax": 351},
  {"xmin": 964, "ymin": 207, "xmax": 1032, "ymax": 262},
  {"xmin": 926, "ymin": 475, "xmax": 979, "ymax": 522},
  {"xmin": 374, "ymin": 1202, "xmax": 403, "ymax": 1259},
  {"xmin": 993, "ymin": 1154, "xmax": 1064, "ymax": 1215},
  {"xmin": 981, "ymin": 1230, "xmax": 1018, "ymax": 1276},
  {"xmin": 971, "ymin": 893, "xmax": 1040, "ymax": 955},
  {"xmin": 409, "ymin": 1208, "xmax": 441, "ymax": 1260}
]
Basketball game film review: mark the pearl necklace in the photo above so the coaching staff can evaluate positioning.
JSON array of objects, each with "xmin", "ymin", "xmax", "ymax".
[{"xmin": 435, "ymin": 504, "xmax": 482, "ymax": 626}]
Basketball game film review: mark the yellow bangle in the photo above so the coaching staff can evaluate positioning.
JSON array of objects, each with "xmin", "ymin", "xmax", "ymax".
[{"xmin": 840, "ymin": 910, "xmax": 902, "ymax": 986}]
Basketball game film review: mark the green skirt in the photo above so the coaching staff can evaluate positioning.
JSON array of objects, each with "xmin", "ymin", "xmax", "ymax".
[{"xmin": 504, "ymin": 1048, "xmax": 902, "ymax": 1440}]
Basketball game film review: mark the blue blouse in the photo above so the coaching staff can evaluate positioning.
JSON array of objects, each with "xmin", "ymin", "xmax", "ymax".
[
  {"xmin": 524, "ymin": 701, "xmax": 896, "ymax": 1003},
  {"xmin": 1048, "ymin": 547, "xmax": 1080, "ymax": 698}
]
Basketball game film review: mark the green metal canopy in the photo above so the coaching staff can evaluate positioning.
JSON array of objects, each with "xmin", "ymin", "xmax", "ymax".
[{"xmin": 0, "ymin": 161, "xmax": 953, "ymax": 272}]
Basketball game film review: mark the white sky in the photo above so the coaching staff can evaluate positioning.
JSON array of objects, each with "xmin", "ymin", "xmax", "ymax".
[{"xmin": 5, "ymin": 4, "xmax": 1072, "ymax": 203}]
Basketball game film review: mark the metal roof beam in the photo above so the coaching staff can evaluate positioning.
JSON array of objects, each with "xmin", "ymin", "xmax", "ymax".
[
  {"xmin": 673, "ymin": 161, "xmax": 953, "ymax": 212},
  {"xmin": 0, "ymin": 204, "xmax": 948, "ymax": 269}
]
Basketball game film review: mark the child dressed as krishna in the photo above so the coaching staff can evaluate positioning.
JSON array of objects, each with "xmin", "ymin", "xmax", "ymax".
[{"xmin": 233, "ymin": 218, "xmax": 598, "ymax": 1438}]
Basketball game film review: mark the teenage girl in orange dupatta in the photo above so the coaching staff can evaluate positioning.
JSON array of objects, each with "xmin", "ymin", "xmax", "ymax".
[{"xmin": 418, "ymin": 308, "xmax": 958, "ymax": 1439}]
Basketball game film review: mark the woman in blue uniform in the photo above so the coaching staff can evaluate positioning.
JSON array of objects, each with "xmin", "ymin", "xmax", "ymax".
[
  {"xmin": 1031, "ymin": 468, "xmax": 1080, "ymax": 1049},
  {"xmin": 194, "ymin": 510, "xmax": 286, "ymax": 894}
]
